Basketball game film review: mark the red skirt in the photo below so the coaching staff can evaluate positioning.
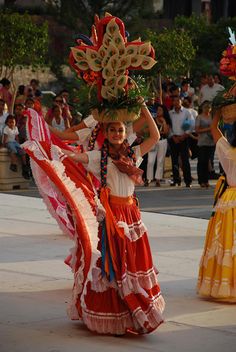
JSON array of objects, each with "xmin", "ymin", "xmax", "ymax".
[{"xmin": 69, "ymin": 194, "xmax": 165, "ymax": 335}]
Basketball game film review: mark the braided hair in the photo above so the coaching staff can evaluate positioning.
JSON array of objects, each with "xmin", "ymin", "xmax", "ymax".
[
  {"xmin": 88, "ymin": 122, "xmax": 101, "ymax": 151},
  {"xmin": 100, "ymin": 138, "xmax": 136, "ymax": 187}
]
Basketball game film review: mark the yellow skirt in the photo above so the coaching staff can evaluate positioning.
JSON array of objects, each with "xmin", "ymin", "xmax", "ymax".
[{"xmin": 197, "ymin": 187, "xmax": 236, "ymax": 301}]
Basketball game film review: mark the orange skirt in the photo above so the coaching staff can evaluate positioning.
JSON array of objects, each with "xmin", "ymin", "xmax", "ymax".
[{"xmin": 71, "ymin": 194, "xmax": 165, "ymax": 335}]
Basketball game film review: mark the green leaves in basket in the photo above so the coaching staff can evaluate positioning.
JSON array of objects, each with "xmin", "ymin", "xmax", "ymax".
[{"xmin": 212, "ymin": 89, "xmax": 236, "ymax": 109}]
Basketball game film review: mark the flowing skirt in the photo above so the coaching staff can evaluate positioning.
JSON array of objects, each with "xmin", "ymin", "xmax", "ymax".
[
  {"xmin": 197, "ymin": 187, "xmax": 236, "ymax": 301},
  {"xmin": 23, "ymin": 109, "xmax": 165, "ymax": 334},
  {"xmin": 69, "ymin": 194, "xmax": 165, "ymax": 335}
]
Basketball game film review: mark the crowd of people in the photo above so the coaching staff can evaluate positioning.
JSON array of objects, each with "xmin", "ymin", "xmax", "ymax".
[
  {"xmin": 139, "ymin": 73, "xmax": 225, "ymax": 188},
  {"xmin": 0, "ymin": 73, "xmax": 228, "ymax": 187}
]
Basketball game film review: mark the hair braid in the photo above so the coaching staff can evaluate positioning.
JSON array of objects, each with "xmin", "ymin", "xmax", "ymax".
[
  {"xmin": 88, "ymin": 122, "xmax": 101, "ymax": 151},
  {"xmin": 101, "ymin": 139, "xmax": 109, "ymax": 187}
]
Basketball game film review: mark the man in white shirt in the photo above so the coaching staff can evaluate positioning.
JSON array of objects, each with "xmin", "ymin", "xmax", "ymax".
[
  {"xmin": 199, "ymin": 74, "xmax": 224, "ymax": 105},
  {"xmin": 168, "ymin": 96, "xmax": 194, "ymax": 187}
]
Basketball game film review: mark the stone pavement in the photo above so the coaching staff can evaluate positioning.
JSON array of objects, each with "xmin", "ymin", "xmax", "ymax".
[{"xmin": 0, "ymin": 193, "xmax": 235, "ymax": 352}]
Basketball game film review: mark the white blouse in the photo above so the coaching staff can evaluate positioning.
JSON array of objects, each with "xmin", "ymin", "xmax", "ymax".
[
  {"xmin": 216, "ymin": 136, "xmax": 236, "ymax": 187},
  {"xmin": 51, "ymin": 117, "xmax": 65, "ymax": 131},
  {"xmin": 86, "ymin": 145, "xmax": 142, "ymax": 197}
]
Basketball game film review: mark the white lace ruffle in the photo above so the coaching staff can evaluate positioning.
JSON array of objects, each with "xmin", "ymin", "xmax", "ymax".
[
  {"xmin": 214, "ymin": 199, "xmax": 236, "ymax": 213},
  {"xmin": 117, "ymin": 220, "xmax": 147, "ymax": 241},
  {"xmin": 80, "ymin": 294, "xmax": 165, "ymax": 335},
  {"xmin": 198, "ymin": 276, "xmax": 236, "ymax": 299}
]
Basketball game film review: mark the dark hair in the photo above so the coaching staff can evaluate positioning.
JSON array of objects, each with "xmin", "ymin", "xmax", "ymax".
[
  {"xmin": 35, "ymin": 89, "xmax": 42, "ymax": 97},
  {"xmin": 52, "ymin": 104, "xmax": 61, "ymax": 113},
  {"xmin": 181, "ymin": 80, "xmax": 189, "ymax": 87},
  {"xmin": 17, "ymin": 85, "xmax": 25, "ymax": 95},
  {"xmin": 213, "ymin": 73, "xmax": 222, "ymax": 84},
  {"xmin": 53, "ymin": 95, "xmax": 63, "ymax": 102},
  {"xmin": 155, "ymin": 103, "xmax": 172, "ymax": 127},
  {"xmin": 30, "ymin": 79, "xmax": 39, "ymax": 85},
  {"xmin": 5, "ymin": 114, "xmax": 16, "ymax": 124},
  {"xmin": 0, "ymin": 78, "xmax": 11, "ymax": 87},
  {"xmin": 25, "ymin": 98, "xmax": 34, "ymax": 104},
  {"xmin": 169, "ymin": 85, "xmax": 179, "ymax": 94},
  {"xmin": 14, "ymin": 103, "xmax": 24, "ymax": 109},
  {"xmin": 183, "ymin": 96, "xmax": 192, "ymax": 104}
]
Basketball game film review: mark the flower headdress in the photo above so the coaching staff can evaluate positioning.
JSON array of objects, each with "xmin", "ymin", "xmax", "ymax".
[
  {"xmin": 220, "ymin": 27, "xmax": 236, "ymax": 80},
  {"xmin": 69, "ymin": 12, "xmax": 157, "ymax": 122}
]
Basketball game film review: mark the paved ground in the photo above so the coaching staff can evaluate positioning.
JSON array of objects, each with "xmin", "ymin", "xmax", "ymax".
[
  {"xmin": 1, "ymin": 177, "xmax": 217, "ymax": 219},
  {"xmin": 0, "ymin": 193, "xmax": 235, "ymax": 352}
]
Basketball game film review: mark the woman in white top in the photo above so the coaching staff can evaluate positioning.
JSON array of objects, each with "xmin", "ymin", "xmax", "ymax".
[
  {"xmin": 146, "ymin": 103, "xmax": 171, "ymax": 186},
  {"xmin": 197, "ymin": 108, "xmax": 236, "ymax": 301},
  {"xmin": 61, "ymin": 103, "xmax": 165, "ymax": 335},
  {"xmin": 51, "ymin": 105, "xmax": 69, "ymax": 131}
]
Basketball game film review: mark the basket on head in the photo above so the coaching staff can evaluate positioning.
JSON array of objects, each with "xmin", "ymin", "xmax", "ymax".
[
  {"xmin": 92, "ymin": 108, "xmax": 141, "ymax": 123},
  {"xmin": 221, "ymin": 103, "xmax": 236, "ymax": 123}
]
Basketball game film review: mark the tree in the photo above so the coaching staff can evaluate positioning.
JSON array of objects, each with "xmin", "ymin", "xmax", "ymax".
[
  {"xmin": 144, "ymin": 28, "xmax": 196, "ymax": 97},
  {"xmin": 174, "ymin": 14, "xmax": 236, "ymax": 83},
  {"xmin": 0, "ymin": 11, "xmax": 48, "ymax": 84},
  {"xmin": 57, "ymin": 0, "xmax": 155, "ymax": 34}
]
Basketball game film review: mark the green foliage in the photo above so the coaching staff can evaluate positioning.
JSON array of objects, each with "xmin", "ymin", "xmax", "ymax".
[
  {"xmin": 174, "ymin": 14, "xmax": 236, "ymax": 78},
  {"xmin": 0, "ymin": 11, "xmax": 48, "ymax": 71},
  {"xmin": 145, "ymin": 28, "xmax": 196, "ymax": 79},
  {"xmin": 70, "ymin": 75, "xmax": 149, "ymax": 120},
  {"xmin": 212, "ymin": 88, "xmax": 236, "ymax": 109},
  {"xmin": 174, "ymin": 14, "xmax": 208, "ymax": 47}
]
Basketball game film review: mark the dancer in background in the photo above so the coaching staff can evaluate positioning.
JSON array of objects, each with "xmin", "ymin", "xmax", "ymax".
[{"xmin": 197, "ymin": 109, "xmax": 236, "ymax": 301}]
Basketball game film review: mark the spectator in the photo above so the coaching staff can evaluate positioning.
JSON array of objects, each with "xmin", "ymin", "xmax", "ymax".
[
  {"xmin": 199, "ymin": 74, "xmax": 224, "ymax": 105},
  {"xmin": 168, "ymin": 96, "xmax": 194, "ymax": 187},
  {"xmin": 169, "ymin": 84, "xmax": 181, "ymax": 97},
  {"xmin": 180, "ymin": 80, "xmax": 194, "ymax": 99},
  {"xmin": 162, "ymin": 82, "xmax": 174, "ymax": 110},
  {"xmin": 195, "ymin": 101, "xmax": 215, "ymax": 188},
  {"xmin": 51, "ymin": 105, "xmax": 69, "ymax": 131},
  {"xmin": 33, "ymin": 89, "xmax": 43, "ymax": 115},
  {"xmin": 213, "ymin": 73, "xmax": 223, "ymax": 85},
  {"xmin": 3, "ymin": 115, "xmax": 30, "ymax": 179},
  {"xmin": 146, "ymin": 104, "xmax": 171, "ymax": 187},
  {"xmin": 182, "ymin": 96, "xmax": 198, "ymax": 120},
  {"xmin": 182, "ymin": 96, "xmax": 199, "ymax": 160},
  {"xmin": 14, "ymin": 85, "xmax": 26, "ymax": 105},
  {"xmin": 59, "ymin": 89, "xmax": 70, "ymax": 103},
  {"xmin": 25, "ymin": 97, "xmax": 35, "ymax": 109},
  {"xmin": 45, "ymin": 95, "xmax": 71, "ymax": 128},
  {"xmin": 14, "ymin": 103, "xmax": 27, "ymax": 144},
  {"xmin": 0, "ymin": 98, "xmax": 9, "ymax": 145},
  {"xmin": 0, "ymin": 78, "xmax": 12, "ymax": 112},
  {"xmin": 29, "ymin": 78, "xmax": 41, "ymax": 97}
]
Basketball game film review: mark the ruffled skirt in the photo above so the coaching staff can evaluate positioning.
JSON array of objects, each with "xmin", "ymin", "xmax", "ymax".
[
  {"xmin": 197, "ymin": 187, "xmax": 236, "ymax": 301},
  {"xmin": 69, "ymin": 194, "xmax": 165, "ymax": 335}
]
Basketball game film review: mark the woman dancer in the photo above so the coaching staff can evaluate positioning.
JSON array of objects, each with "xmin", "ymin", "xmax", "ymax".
[
  {"xmin": 61, "ymin": 102, "xmax": 165, "ymax": 334},
  {"xmin": 197, "ymin": 109, "xmax": 236, "ymax": 301}
]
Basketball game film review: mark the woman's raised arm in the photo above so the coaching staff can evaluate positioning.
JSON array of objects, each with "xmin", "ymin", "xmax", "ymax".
[{"xmin": 138, "ymin": 104, "xmax": 160, "ymax": 156}]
